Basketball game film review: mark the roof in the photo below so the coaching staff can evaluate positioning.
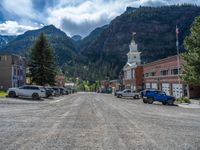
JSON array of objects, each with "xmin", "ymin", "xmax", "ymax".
[
  {"xmin": 143, "ymin": 54, "xmax": 181, "ymax": 67},
  {"xmin": 0, "ymin": 52, "xmax": 25, "ymax": 59}
]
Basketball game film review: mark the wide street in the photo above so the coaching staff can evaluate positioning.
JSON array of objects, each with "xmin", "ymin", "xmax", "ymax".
[{"xmin": 0, "ymin": 93, "xmax": 200, "ymax": 150}]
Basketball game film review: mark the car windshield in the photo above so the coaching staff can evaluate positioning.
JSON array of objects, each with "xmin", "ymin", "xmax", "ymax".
[{"xmin": 158, "ymin": 91, "xmax": 166, "ymax": 95}]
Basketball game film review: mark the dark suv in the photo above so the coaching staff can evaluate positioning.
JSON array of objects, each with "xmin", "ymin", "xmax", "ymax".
[{"xmin": 141, "ymin": 89, "xmax": 175, "ymax": 105}]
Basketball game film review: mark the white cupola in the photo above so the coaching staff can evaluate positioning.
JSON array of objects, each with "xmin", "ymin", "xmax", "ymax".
[{"xmin": 127, "ymin": 33, "xmax": 141, "ymax": 65}]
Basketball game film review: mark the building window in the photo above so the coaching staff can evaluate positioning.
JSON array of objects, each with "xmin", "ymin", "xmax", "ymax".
[
  {"xmin": 149, "ymin": 72, "xmax": 156, "ymax": 76},
  {"xmin": 0, "ymin": 56, "xmax": 7, "ymax": 61},
  {"xmin": 127, "ymin": 70, "xmax": 132, "ymax": 79},
  {"xmin": 144, "ymin": 72, "xmax": 155, "ymax": 77},
  {"xmin": 144, "ymin": 73, "xmax": 149, "ymax": 77},
  {"xmin": 171, "ymin": 68, "xmax": 178, "ymax": 75},
  {"xmin": 160, "ymin": 70, "xmax": 168, "ymax": 76},
  {"xmin": 171, "ymin": 68, "xmax": 181, "ymax": 75},
  {"xmin": 14, "ymin": 68, "xmax": 17, "ymax": 75}
]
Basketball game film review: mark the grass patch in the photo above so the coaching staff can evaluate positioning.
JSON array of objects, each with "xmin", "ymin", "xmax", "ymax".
[
  {"xmin": 176, "ymin": 97, "xmax": 191, "ymax": 104},
  {"xmin": 0, "ymin": 91, "xmax": 7, "ymax": 97}
]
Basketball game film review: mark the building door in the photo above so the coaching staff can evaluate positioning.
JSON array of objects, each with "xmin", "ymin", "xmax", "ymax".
[
  {"xmin": 162, "ymin": 83, "xmax": 170, "ymax": 95},
  {"xmin": 172, "ymin": 84, "xmax": 183, "ymax": 98},
  {"xmin": 145, "ymin": 83, "xmax": 150, "ymax": 89},
  {"xmin": 151, "ymin": 83, "xmax": 158, "ymax": 89}
]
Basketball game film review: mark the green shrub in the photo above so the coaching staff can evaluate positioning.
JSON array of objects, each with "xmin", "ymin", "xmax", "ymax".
[{"xmin": 176, "ymin": 97, "xmax": 191, "ymax": 104}]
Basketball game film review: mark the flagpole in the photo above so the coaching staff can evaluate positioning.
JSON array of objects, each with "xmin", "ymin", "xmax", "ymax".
[{"xmin": 176, "ymin": 25, "xmax": 181, "ymax": 98}]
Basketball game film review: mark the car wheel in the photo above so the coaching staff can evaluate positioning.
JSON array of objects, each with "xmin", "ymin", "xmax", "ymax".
[
  {"xmin": 167, "ymin": 99, "xmax": 174, "ymax": 105},
  {"xmin": 134, "ymin": 95, "xmax": 139, "ymax": 99},
  {"xmin": 45, "ymin": 94, "xmax": 50, "ymax": 98},
  {"xmin": 147, "ymin": 98, "xmax": 154, "ymax": 104},
  {"xmin": 32, "ymin": 93, "xmax": 40, "ymax": 100},
  {"xmin": 162, "ymin": 101, "xmax": 167, "ymax": 105},
  {"xmin": 8, "ymin": 91, "xmax": 17, "ymax": 98},
  {"xmin": 143, "ymin": 99, "xmax": 148, "ymax": 104},
  {"xmin": 117, "ymin": 94, "xmax": 122, "ymax": 98}
]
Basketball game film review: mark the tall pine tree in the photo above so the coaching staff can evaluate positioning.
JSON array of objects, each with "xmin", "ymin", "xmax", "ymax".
[
  {"xmin": 28, "ymin": 33, "xmax": 57, "ymax": 85},
  {"xmin": 182, "ymin": 16, "xmax": 200, "ymax": 85}
]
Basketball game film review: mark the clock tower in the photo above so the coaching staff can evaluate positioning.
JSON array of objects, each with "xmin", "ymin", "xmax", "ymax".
[{"xmin": 127, "ymin": 33, "xmax": 141, "ymax": 65}]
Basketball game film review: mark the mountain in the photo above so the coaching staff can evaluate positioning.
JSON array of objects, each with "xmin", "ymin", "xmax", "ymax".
[
  {"xmin": 80, "ymin": 5, "xmax": 200, "ymax": 79},
  {"xmin": 0, "ymin": 25, "xmax": 77, "ymax": 65},
  {"xmin": 72, "ymin": 35, "xmax": 82, "ymax": 42},
  {"xmin": 0, "ymin": 35, "xmax": 16, "ymax": 48},
  {"xmin": 79, "ymin": 25, "xmax": 109, "ymax": 52},
  {"xmin": 1, "ymin": 5, "xmax": 200, "ymax": 82}
]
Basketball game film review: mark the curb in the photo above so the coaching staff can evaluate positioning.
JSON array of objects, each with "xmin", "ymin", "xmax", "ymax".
[{"xmin": 177, "ymin": 103, "xmax": 200, "ymax": 109}]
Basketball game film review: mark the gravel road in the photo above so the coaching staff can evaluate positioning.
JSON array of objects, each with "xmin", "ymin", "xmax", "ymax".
[{"xmin": 0, "ymin": 93, "xmax": 200, "ymax": 150}]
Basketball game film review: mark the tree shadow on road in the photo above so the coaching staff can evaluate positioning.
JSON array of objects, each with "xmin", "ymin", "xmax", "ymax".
[{"xmin": 6, "ymin": 96, "xmax": 45, "ymax": 102}]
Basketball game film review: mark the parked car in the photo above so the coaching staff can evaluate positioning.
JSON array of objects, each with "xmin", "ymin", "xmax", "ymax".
[
  {"xmin": 65, "ymin": 87, "xmax": 72, "ymax": 94},
  {"xmin": 115, "ymin": 89, "xmax": 140, "ymax": 99},
  {"xmin": 52, "ymin": 87, "xmax": 61, "ymax": 96},
  {"xmin": 45, "ymin": 87, "xmax": 55, "ymax": 98},
  {"xmin": 114, "ymin": 90, "xmax": 119, "ymax": 96},
  {"xmin": 140, "ymin": 88, "xmax": 157, "ymax": 98},
  {"xmin": 101, "ymin": 87, "xmax": 112, "ymax": 94},
  {"xmin": 59, "ymin": 87, "xmax": 68, "ymax": 95},
  {"xmin": 7, "ymin": 85, "xmax": 46, "ymax": 100},
  {"xmin": 142, "ymin": 89, "xmax": 175, "ymax": 105}
]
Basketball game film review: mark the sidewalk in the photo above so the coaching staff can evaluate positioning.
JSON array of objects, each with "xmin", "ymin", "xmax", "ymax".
[{"xmin": 177, "ymin": 99, "xmax": 200, "ymax": 109}]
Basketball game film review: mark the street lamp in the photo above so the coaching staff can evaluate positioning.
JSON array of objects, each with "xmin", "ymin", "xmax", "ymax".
[{"xmin": 176, "ymin": 25, "xmax": 181, "ymax": 98}]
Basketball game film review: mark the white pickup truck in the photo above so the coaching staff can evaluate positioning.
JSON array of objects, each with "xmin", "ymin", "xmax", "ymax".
[{"xmin": 115, "ymin": 89, "xmax": 140, "ymax": 99}]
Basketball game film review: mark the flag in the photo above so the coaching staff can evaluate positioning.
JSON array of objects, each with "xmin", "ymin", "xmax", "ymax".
[
  {"xmin": 176, "ymin": 26, "xmax": 179, "ymax": 35},
  {"xmin": 176, "ymin": 25, "xmax": 179, "ymax": 47}
]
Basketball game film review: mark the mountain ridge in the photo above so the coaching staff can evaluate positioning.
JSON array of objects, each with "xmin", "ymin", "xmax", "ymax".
[
  {"xmin": 1, "ymin": 5, "xmax": 200, "ymax": 81},
  {"xmin": 0, "ymin": 25, "xmax": 77, "ymax": 65}
]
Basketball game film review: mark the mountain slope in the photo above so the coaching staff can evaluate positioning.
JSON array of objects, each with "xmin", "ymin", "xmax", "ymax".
[
  {"xmin": 0, "ymin": 35, "xmax": 16, "ymax": 48},
  {"xmin": 79, "ymin": 25, "xmax": 109, "ymax": 51},
  {"xmin": 72, "ymin": 35, "xmax": 82, "ymax": 42},
  {"xmin": 80, "ymin": 5, "xmax": 200, "ymax": 79},
  {"xmin": 0, "ymin": 25, "xmax": 77, "ymax": 65}
]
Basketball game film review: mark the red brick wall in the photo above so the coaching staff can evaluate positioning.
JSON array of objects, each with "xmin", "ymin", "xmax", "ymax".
[
  {"xmin": 143, "ymin": 55, "xmax": 184, "ymax": 84},
  {"xmin": 135, "ymin": 66, "xmax": 143, "ymax": 90}
]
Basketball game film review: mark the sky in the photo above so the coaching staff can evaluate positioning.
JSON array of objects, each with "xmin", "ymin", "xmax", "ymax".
[{"xmin": 0, "ymin": 0, "xmax": 199, "ymax": 37}]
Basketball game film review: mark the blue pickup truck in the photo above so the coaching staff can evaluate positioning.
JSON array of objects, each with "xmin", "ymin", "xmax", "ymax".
[{"xmin": 141, "ymin": 89, "xmax": 175, "ymax": 105}]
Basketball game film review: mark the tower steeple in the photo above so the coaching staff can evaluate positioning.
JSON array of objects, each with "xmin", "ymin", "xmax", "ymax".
[{"xmin": 127, "ymin": 33, "xmax": 141, "ymax": 65}]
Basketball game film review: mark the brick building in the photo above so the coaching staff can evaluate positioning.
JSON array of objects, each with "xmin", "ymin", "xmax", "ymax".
[
  {"xmin": 143, "ymin": 55, "xmax": 200, "ymax": 98},
  {"xmin": 0, "ymin": 53, "xmax": 26, "ymax": 90}
]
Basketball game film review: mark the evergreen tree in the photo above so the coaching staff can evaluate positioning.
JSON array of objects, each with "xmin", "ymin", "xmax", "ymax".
[
  {"xmin": 28, "ymin": 33, "xmax": 57, "ymax": 85},
  {"xmin": 182, "ymin": 16, "xmax": 200, "ymax": 85}
]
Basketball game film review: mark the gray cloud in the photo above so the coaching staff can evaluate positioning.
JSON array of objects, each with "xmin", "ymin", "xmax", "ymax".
[{"xmin": 61, "ymin": 16, "xmax": 109, "ymax": 37}]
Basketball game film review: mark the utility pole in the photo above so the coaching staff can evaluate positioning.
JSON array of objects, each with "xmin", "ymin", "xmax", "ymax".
[{"xmin": 176, "ymin": 25, "xmax": 181, "ymax": 98}]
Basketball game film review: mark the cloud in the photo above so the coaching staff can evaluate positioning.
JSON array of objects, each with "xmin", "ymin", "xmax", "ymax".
[
  {"xmin": 0, "ymin": 0, "xmax": 200, "ymax": 36},
  {"xmin": 47, "ymin": 0, "xmax": 137, "ymax": 36},
  {"xmin": 2, "ymin": 0, "xmax": 35, "ymax": 19},
  {"xmin": 0, "ymin": 21, "xmax": 43, "ymax": 35}
]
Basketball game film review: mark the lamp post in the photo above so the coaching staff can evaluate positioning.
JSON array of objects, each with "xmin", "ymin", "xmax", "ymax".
[
  {"xmin": 118, "ymin": 71, "xmax": 124, "ymax": 91},
  {"xmin": 176, "ymin": 25, "xmax": 181, "ymax": 98}
]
